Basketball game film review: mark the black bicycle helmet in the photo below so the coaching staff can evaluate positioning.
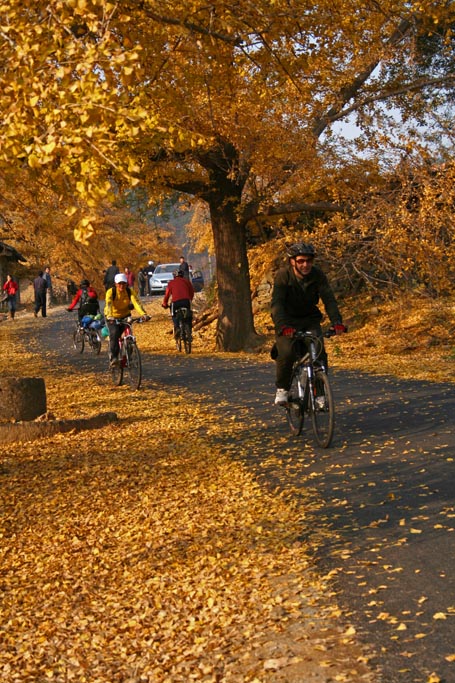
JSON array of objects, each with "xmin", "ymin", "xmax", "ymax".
[
  {"xmin": 286, "ymin": 242, "xmax": 316, "ymax": 259},
  {"xmin": 80, "ymin": 278, "xmax": 90, "ymax": 287}
]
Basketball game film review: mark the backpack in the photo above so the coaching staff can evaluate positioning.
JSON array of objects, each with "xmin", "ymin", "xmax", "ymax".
[
  {"xmin": 80, "ymin": 287, "xmax": 99, "ymax": 314},
  {"xmin": 80, "ymin": 288, "xmax": 90, "ymax": 306}
]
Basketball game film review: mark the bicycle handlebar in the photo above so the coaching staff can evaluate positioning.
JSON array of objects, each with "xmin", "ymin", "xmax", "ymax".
[
  {"xmin": 292, "ymin": 328, "xmax": 337, "ymax": 340},
  {"xmin": 109, "ymin": 316, "xmax": 150, "ymax": 325}
]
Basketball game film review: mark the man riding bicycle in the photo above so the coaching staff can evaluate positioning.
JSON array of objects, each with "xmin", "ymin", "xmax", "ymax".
[
  {"xmin": 104, "ymin": 273, "xmax": 150, "ymax": 367},
  {"xmin": 271, "ymin": 242, "xmax": 347, "ymax": 406},
  {"xmin": 162, "ymin": 269, "xmax": 194, "ymax": 338}
]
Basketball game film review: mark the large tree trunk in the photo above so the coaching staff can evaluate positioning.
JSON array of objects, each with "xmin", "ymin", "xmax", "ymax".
[
  {"xmin": 197, "ymin": 141, "xmax": 261, "ymax": 351},
  {"xmin": 207, "ymin": 196, "xmax": 259, "ymax": 351}
]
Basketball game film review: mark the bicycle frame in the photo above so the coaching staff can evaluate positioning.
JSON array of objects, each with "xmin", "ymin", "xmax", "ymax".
[
  {"xmin": 286, "ymin": 329, "xmax": 335, "ymax": 448},
  {"xmin": 109, "ymin": 317, "xmax": 143, "ymax": 390},
  {"xmin": 294, "ymin": 332, "xmax": 326, "ymax": 408},
  {"xmin": 171, "ymin": 305, "xmax": 192, "ymax": 353}
]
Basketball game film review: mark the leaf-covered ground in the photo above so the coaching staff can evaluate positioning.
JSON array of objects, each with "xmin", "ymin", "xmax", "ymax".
[{"xmin": 0, "ymin": 303, "xmax": 377, "ymax": 683}]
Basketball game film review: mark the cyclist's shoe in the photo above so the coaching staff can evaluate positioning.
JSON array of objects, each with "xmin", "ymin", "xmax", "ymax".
[
  {"xmin": 274, "ymin": 388, "xmax": 289, "ymax": 406},
  {"xmin": 315, "ymin": 396, "xmax": 326, "ymax": 410},
  {"xmin": 109, "ymin": 357, "xmax": 120, "ymax": 368}
]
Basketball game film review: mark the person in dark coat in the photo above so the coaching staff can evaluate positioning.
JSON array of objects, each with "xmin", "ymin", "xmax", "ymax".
[
  {"xmin": 103, "ymin": 260, "xmax": 120, "ymax": 292},
  {"xmin": 271, "ymin": 242, "xmax": 347, "ymax": 405},
  {"xmin": 178, "ymin": 256, "xmax": 190, "ymax": 281},
  {"xmin": 33, "ymin": 271, "xmax": 48, "ymax": 318}
]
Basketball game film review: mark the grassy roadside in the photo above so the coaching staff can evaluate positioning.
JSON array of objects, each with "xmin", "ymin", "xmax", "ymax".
[{"xmin": 0, "ymin": 305, "xmax": 377, "ymax": 683}]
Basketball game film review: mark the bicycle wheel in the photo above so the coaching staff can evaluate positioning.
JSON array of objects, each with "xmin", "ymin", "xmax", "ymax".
[
  {"xmin": 126, "ymin": 342, "xmax": 142, "ymax": 390},
  {"xmin": 73, "ymin": 328, "xmax": 84, "ymax": 353},
  {"xmin": 110, "ymin": 355, "xmax": 124, "ymax": 386},
  {"xmin": 175, "ymin": 326, "xmax": 182, "ymax": 352},
  {"xmin": 183, "ymin": 323, "xmax": 192, "ymax": 354},
  {"xmin": 310, "ymin": 370, "xmax": 335, "ymax": 448},
  {"xmin": 286, "ymin": 369, "xmax": 304, "ymax": 436},
  {"xmin": 89, "ymin": 331, "xmax": 102, "ymax": 355}
]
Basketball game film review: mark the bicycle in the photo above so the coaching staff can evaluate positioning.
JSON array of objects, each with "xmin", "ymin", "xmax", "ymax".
[
  {"xmin": 173, "ymin": 306, "xmax": 192, "ymax": 354},
  {"xmin": 285, "ymin": 329, "xmax": 336, "ymax": 448},
  {"xmin": 72, "ymin": 316, "xmax": 102, "ymax": 355},
  {"xmin": 108, "ymin": 316, "xmax": 147, "ymax": 390}
]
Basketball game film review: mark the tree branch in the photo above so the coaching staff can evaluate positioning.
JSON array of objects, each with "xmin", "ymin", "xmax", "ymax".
[{"xmin": 313, "ymin": 18, "xmax": 412, "ymax": 137}]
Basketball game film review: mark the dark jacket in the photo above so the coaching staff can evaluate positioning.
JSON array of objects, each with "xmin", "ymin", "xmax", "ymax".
[
  {"xmin": 271, "ymin": 264, "xmax": 342, "ymax": 332},
  {"xmin": 103, "ymin": 264, "xmax": 119, "ymax": 289},
  {"xmin": 33, "ymin": 275, "xmax": 47, "ymax": 294}
]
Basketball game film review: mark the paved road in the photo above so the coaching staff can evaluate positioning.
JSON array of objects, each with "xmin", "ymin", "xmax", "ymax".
[{"xmin": 36, "ymin": 310, "xmax": 455, "ymax": 683}]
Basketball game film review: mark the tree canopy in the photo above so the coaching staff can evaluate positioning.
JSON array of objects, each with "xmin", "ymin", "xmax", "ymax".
[{"xmin": 0, "ymin": 1, "xmax": 454, "ymax": 347}]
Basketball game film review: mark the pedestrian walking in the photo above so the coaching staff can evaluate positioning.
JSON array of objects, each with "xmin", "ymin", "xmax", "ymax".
[
  {"xmin": 2, "ymin": 274, "xmax": 19, "ymax": 320},
  {"xmin": 179, "ymin": 256, "xmax": 190, "ymax": 281},
  {"xmin": 146, "ymin": 261, "xmax": 155, "ymax": 295},
  {"xmin": 103, "ymin": 260, "xmax": 119, "ymax": 292},
  {"xmin": 124, "ymin": 266, "xmax": 136, "ymax": 289},
  {"xmin": 43, "ymin": 266, "xmax": 53, "ymax": 309},
  {"xmin": 138, "ymin": 269, "xmax": 147, "ymax": 297},
  {"xmin": 33, "ymin": 271, "xmax": 48, "ymax": 318}
]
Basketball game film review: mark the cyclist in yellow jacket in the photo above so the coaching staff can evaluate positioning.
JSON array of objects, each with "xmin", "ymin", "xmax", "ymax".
[{"xmin": 104, "ymin": 273, "xmax": 149, "ymax": 367}]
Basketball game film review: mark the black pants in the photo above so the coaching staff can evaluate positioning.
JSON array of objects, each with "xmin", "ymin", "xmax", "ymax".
[
  {"xmin": 34, "ymin": 291, "xmax": 47, "ymax": 317},
  {"xmin": 107, "ymin": 320, "xmax": 125, "ymax": 360},
  {"xmin": 171, "ymin": 299, "xmax": 192, "ymax": 333},
  {"xmin": 274, "ymin": 322, "xmax": 327, "ymax": 390}
]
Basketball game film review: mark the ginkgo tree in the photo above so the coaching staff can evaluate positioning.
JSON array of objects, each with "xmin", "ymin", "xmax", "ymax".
[{"xmin": 0, "ymin": 0, "xmax": 453, "ymax": 349}]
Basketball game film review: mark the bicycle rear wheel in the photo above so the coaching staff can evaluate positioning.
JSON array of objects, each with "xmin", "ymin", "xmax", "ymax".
[
  {"xmin": 310, "ymin": 371, "xmax": 335, "ymax": 448},
  {"xmin": 286, "ymin": 369, "xmax": 304, "ymax": 436},
  {"xmin": 175, "ymin": 327, "xmax": 182, "ymax": 352},
  {"xmin": 73, "ymin": 328, "xmax": 84, "ymax": 353},
  {"xmin": 183, "ymin": 323, "xmax": 192, "ymax": 354},
  {"xmin": 126, "ymin": 343, "xmax": 142, "ymax": 390},
  {"xmin": 89, "ymin": 331, "xmax": 102, "ymax": 355}
]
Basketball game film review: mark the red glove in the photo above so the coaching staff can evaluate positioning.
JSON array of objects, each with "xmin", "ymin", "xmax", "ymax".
[
  {"xmin": 280, "ymin": 326, "xmax": 296, "ymax": 337},
  {"xmin": 332, "ymin": 323, "xmax": 347, "ymax": 335},
  {"xmin": 162, "ymin": 303, "xmax": 169, "ymax": 309}
]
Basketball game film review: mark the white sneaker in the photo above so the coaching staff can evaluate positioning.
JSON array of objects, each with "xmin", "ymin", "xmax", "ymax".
[
  {"xmin": 275, "ymin": 388, "xmax": 288, "ymax": 406},
  {"xmin": 315, "ymin": 396, "xmax": 326, "ymax": 410}
]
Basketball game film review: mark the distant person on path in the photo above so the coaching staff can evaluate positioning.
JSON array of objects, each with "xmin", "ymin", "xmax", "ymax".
[
  {"xmin": 104, "ymin": 273, "xmax": 149, "ymax": 367},
  {"xmin": 137, "ymin": 268, "xmax": 147, "ymax": 297},
  {"xmin": 271, "ymin": 242, "xmax": 347, "ymax": 406},
  {"xmin": 124, "ymin": 266, "xmax": 135, "ymax": 289},
  {"xmin": 162, "ymin": 269, "xmax": 194, "ymax": 337},
  {"xmin": 43, "ymin": 266, "xmax": 53, "ymax": 309},
  {"xmin": 33, "ymin": 271, "xmax": 48, "ymax": 318},
  {"xmin": 66, "ymin": 279, "xmax": 77, "ymax": 302},
  {"xmin": 146, "ymin": 261, "xmax": 155, "ymax": 295},
  {"xmin": 2, "ymin": 274, "xmax": 19, "ymax": 320},
  {"xmin": 66, "ymin": 279, "xmax": 100, "ymax": 321},
  {"xmin": 103, "ymin": 260, "xmax": 119, "ymax": 292},
  {"xmin": 178, "ymin": 256, "xmax": 190, "ymax": 281}
]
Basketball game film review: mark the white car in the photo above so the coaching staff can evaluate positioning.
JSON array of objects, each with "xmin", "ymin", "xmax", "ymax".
[{"xmin": 149, "ymin": 263, "xmax": 180, "ymax": 294}]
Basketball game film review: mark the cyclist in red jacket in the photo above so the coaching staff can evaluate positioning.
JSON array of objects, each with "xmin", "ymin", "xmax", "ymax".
[
  {"xmin": 67, "ymin": 279, "xmax": 100, "ymax": 321},
  {"xmin": 162, "ymin": 269, "xmax": 194, "ymax": 336}
]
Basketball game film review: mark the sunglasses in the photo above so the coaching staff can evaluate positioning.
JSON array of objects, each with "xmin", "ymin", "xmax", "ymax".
[{"xmin": 294, "ymin": 257, "xmax": 314, "ymax": 264}]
